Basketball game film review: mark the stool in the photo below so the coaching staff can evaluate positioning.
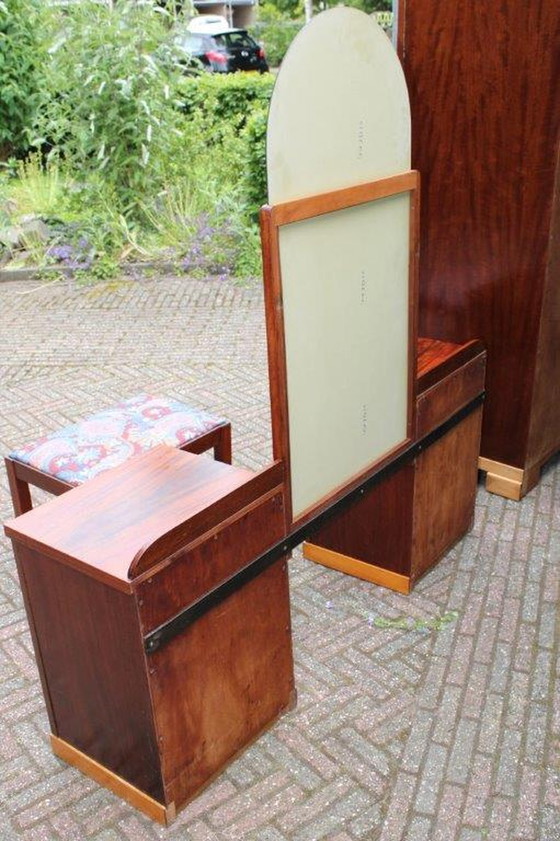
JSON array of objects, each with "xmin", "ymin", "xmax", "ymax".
[{"xmin": 5, "ymin": 394, "xmax": 232, "ymax": 516}]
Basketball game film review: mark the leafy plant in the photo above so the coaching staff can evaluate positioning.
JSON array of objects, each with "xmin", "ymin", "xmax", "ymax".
[
  {"xmin": 10, "ymin": 154, "xmax": 69, "ymax": 217},
  {"xmin": 34, "ymin": 0, "xmax": 190, "ymax": 217},
  {"xmin": 0, "ymin": 0, "xmax": 45, "ymax": 158},
  {"xmin": 1, "ymin": 6, "xmax": 275, "ymax": 280},
  {"xmin": 251, "ymin": 4, "xmax": 303, "ymax": 68},
  {"xmin": 181, "ymin": 71, "xmax": 274, "ymax": 127},
  {"xmin": 242, "ymin": 106, "xmax": 269, "ymax": 219}
]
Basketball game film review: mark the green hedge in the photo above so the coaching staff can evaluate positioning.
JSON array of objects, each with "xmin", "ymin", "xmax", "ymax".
[
  {"xmin": 181, "ymin": 72, "xmax": 275, "ymax": 216},
  {"xmin": 181, "ymin": 71, "xmax": 274, "ymax": 126},
  {"xmin": 242, "ymin": 105, "xmax": 269, "ymax": 218}
]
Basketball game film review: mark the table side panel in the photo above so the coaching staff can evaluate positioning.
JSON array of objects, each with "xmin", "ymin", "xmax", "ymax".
[
  {"xmin": 305, "ymin": 464, "xmax": 415, "ymax": 577},
  {"xmin": 148, "ymin": 559, "xmax": 294, "ymax": 808},
  {"xmin": 411, "ymin": 408, "xmax": 483, "ymax": 581},
  {"xmin": 12, "ymin": 542, "xmax": 164, "ymax": 801}
]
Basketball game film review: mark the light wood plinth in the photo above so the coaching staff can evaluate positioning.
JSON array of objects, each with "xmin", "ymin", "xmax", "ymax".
[
  {"xmin": 478, "ymin": 457, "xmax": 525, "ymax": 501},
  {"xmin": 51, "ymin": 735, "xmax": 175, "ymax": 826},
  {"xmin": 303, "ymin": 542, "xmax": 411, "ymax": 594}
]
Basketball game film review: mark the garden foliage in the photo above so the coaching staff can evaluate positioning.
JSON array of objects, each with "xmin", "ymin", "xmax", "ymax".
[
  {"xmin": 34, "ymin": 0, "xmax": 190, "ymax": 216},
  {"xmin": 0, "ymin": 1, "xmax": 282, "ymax": 279},
  {"xmin": 251, "ymin": 4, "xmax": 303, "ymax": 68},
  {"xmin": 181, "ymin": 72, "xmax": 274, "ymax": 217},
  {"xmin": 0, "ymin": 0, "xmax": 44, "ymax": 158}
]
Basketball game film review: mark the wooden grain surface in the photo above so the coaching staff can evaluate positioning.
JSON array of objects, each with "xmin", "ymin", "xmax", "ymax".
[
  {"xmin": 416, "ymin": 351, "xmax": 486, "ymax": 438},
  {"xmin": 416, "ymin": 338, "xmax": 485, "ymax": 392},
  {"xmin": 399, "ymin": 0, "xmax": 560, "ymax": 469},
  {"xmin": 136, "ymin": 490, "xmax": 286, "ymax": 633},
  {"xmin": 15, "ymin": 543, "xmax": 164, "ymax": 801},
  {"xmin": 149, "ymin": 560, "xmax": 294, "ymax": 809},
  {"xmin": 260, "ymin": 206, "xmax": 293, "ymax": 522},
  {"xmin": 305, "ymin": 464, "xmax": 415, "ymax": 576},
  {"xmin": 411, "ymin": 409, "xmax": 483, "ymax": 581},
  {"xmin": 269, "ymin": 172, "xmax": 418, "ymax": 227},
  {"xmin": 4, "ymin": 447, "xmax": 256, "ymax": 589}
]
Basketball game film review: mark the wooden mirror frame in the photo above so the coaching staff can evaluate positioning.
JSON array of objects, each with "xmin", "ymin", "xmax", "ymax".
[{"xmin": 261, "ymin": 170, "xmax": 420, "ymax": 530}]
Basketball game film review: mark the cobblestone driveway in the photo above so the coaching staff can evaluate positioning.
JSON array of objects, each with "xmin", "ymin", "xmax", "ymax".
[{"xmin": 0, "ymin": 275, "xmax": 558, "ymax": 841}]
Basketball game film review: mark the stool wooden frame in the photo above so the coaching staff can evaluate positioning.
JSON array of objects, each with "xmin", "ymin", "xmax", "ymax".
[{"xmin": 5, "ymin": 422, "xmax": 232, "ymax": 516}]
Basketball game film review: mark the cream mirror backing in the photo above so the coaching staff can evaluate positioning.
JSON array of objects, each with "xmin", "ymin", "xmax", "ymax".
[
  {"xmin": 264, "ymin": 8, "xmax": 417, "ymax": 525},
  {"xmin": 280, "ymin": 193, "xmax": 411, "ymax": 518},
  {"xmin": 267, "ymin": 7, "xmax": 411, "ymax": 205}
]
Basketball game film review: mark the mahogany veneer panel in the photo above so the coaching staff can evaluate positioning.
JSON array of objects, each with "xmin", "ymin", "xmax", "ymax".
[
  {"xmin": 306, "ymin": 465, "xmax": 415, "ymax": 577},
  {"xmin": 416, "ymin": 339, "xmax": 485, "ymax": 437},
  {"xmin": 14, "ymin": 543, "xmax": 163, "ymax": 800},
  {"xmin": 398, "ymin": 0, "xmax": 560, "ymax": 490},
  {"xmin": 411, "ymin": 410, "xmax": 482, "ymax": 580},
  {"xmin": 150, "ymin": 561, "xmax": 293, "ymax": 807}
]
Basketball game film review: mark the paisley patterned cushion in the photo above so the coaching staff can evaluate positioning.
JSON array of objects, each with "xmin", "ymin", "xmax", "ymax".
[{"xmin": 9, "ymin": 394, "xmax": 227, "ymax": 485}]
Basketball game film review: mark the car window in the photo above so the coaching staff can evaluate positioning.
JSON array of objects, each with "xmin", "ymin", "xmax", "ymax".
[
  {"xmin": 223, "ymin": 32, "xmax": 257, "ymax": 48},
  {"xmin": 176, "ymin": 32, "xmax": 205, "ymax": 52}
]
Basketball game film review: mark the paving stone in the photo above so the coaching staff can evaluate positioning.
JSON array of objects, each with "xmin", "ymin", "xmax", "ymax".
[
  {"xmin": 462, "ymin": 752, "xmax": 493, "ymax": 828},
  {"xmin": 512, "ymin": 764, "xmax": 541, "ymax": 840},
  {"xmin": 431, "ymin": 784, "xmax": 464, "ymax": 841},
  {"xmin": 432, "ymin": 684, "xmax": 462, "ymax": 745},
  {"xmin": 413, "ymin": 743, "xmax": 448, "ymax": 815},
  {"xmin": 462, "ymin": 662, "xmax": 490, "ymax": 720},
  {"xmin": 495, "ymin": 728, "xmax": 522, "ymax": 796},
  {"xmin": 378, "ymin": 771, "xmax": 416, "ymax": 841},
  {"xmin": 487, "ymin": 796, "xmax": 513, "ymax": 841},
  {"xmin": 446, "ymin": 719, "xmax": 478, "ymax": 786},
  {"xmin": 404, "ymin": 814, "xmax": 433, "ymax": 841}
]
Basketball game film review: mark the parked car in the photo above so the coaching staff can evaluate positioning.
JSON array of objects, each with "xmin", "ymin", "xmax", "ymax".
[{"xmin": 174, "ymin": 27, "xmax": 269, "ymax": 74}]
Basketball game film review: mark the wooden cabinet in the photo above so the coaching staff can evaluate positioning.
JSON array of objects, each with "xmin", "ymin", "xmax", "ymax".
[
  {"xmin": 4, "ymin": 447, "xmax": 294, "ymax": 825},
  {"xmin": 398, "ymin": 0, "xmax": 560, "ymax": 499},
  {"xmin": 303, "ymin": 339, "xmax": 486, "ymax": 592}
]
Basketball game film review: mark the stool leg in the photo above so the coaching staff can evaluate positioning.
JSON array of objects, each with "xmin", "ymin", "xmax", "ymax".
[
  {"xmin": 214, "ymin": 424, "xmax": 232, "ymax": 464},
  {"xmin": 5, "ymin": 458, "xmax": 33, "ymax": 516}
]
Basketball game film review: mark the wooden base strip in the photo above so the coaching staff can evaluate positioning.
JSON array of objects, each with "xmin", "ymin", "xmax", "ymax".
[
  {"xmin": 303, "ymin": 543, "xmax": 411, "ymax": 594},
  {"xmin": 478, "ymin": 457, "xmax": 524, "ymax": 501},
  {"xmin": 50, "ymin": 735, "xmax": 175, "ymax": 826}
]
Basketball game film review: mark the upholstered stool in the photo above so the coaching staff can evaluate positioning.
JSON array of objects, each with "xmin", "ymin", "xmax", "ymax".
[{"xmin": 5, "ymin": 394, "xmax": 232, "ymax": 516}]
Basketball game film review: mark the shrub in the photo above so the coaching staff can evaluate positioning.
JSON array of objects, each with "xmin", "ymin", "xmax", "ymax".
[
  {"xmin": 242, "ymin": 106, "xmax": 269, "ymax": 219},
  {"xmin": 3, "ymin": 10, "xmax": 276, "ymax": 278},
  {"xmin": 33, "ymin": 0, "xmax": 190, "ymax": 217},
  {"xmin": 0, "ymin": 0, "xmax": 45, "ymax": 158},
  {"xmin": 181, "ymin": 72, "xmax": 275, "ymax": 127},
  {"xmin": 251, "ymin": 4, "xmax": 303, "ymax": 68},
  {"xmin": 180, "ymin": 72, "xmax": 275, "ymax": 212}
]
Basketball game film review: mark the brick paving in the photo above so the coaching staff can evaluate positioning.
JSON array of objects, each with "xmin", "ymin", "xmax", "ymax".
[{"xmin": 0, "ymin": 274, "xmax": 558, "ymax": 841}]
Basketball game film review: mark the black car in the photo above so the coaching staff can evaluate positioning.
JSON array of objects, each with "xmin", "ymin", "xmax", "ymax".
[{"xmin": 176, "ymin": 28, "xmax": 268, "ymax": 74}]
